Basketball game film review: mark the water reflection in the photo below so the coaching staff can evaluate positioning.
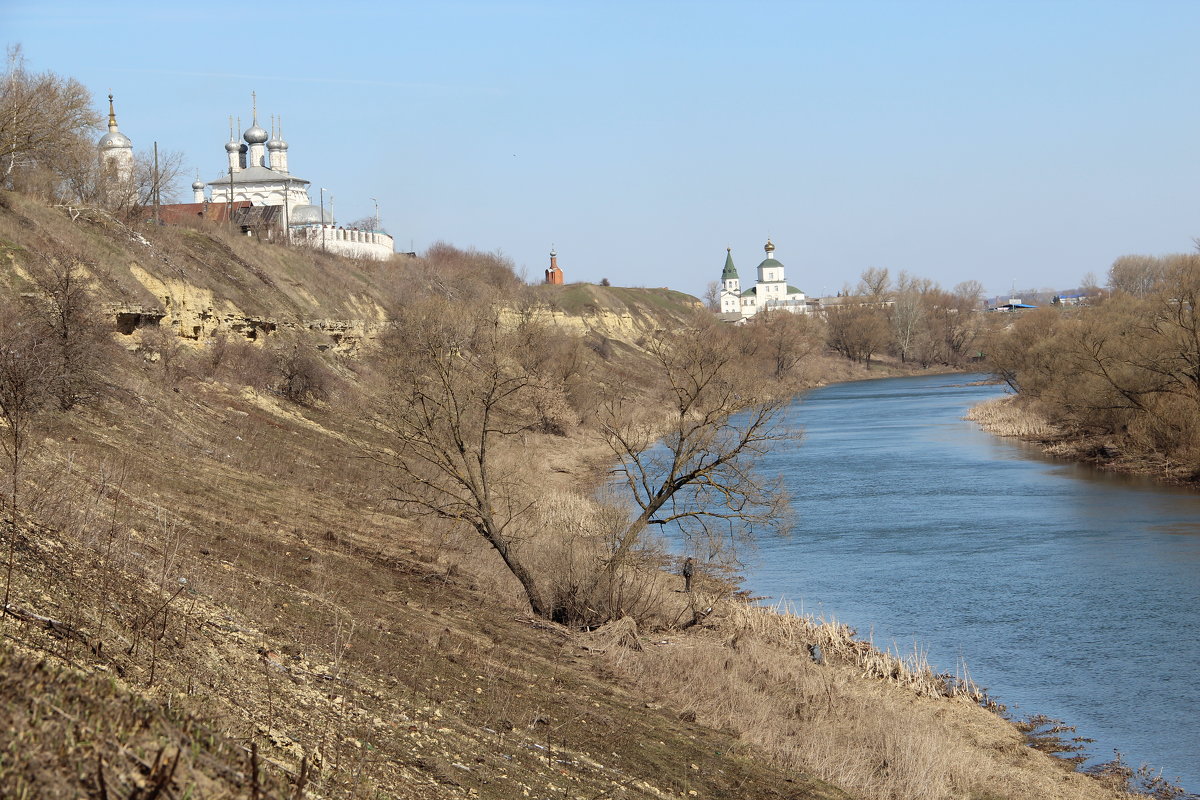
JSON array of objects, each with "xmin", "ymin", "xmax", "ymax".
[{"xmin": 745, "ymin": 373, "xmax": 1200, "ymax": 792}]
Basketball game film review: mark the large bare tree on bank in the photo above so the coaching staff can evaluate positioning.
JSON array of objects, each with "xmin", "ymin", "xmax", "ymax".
[
  {"xmin": 372, "ymin": 298, "xmax": 573, "ymax": 618},
  {"xmin": 600, "ymin": 317, "xmax": 799, "ymax": 573}
]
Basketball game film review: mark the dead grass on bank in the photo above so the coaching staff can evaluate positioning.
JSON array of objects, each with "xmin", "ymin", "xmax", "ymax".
[
  {"xmin": 587, "ymin": 598, "xmax": 1130, "ymax": 800},
  {"xmin": 965, "ymin": 395, "xmax": 1060, "ymax": 439}
]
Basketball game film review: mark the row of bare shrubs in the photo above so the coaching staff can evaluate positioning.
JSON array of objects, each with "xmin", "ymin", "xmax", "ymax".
[
  {"xmin": 137, "ymin": 326, "xmax": 335, "ymax": 405},
  {"xmin": 983, "ymin": 253, "xmax": 1200, "ymax": 480}
]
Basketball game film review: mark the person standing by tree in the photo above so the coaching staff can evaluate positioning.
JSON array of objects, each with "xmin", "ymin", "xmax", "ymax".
[{"xmin": 681, "ymin": 557, "xmax": 695, "ymax": 593}]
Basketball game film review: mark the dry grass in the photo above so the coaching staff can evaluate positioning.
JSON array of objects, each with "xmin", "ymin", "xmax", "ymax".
[
  {"xmin": 965, "ymin": 395, "xmax": 1059, "ymax": 439},
  {"xmin": 723, "ymin": 601, "xmax": 986, "ymax": 702},
  {"xmin": 0, "ymin": 644, "xmax": 295, "ymax": 800},
  {"xmin": 591, "ymin": 598, "xmax": 1128, "ymax": 800}
]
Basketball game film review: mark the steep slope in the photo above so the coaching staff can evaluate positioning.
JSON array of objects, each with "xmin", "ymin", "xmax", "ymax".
[{"xmin": 0, "ymin": 193, "xmax": 1140, "ymax": 800}]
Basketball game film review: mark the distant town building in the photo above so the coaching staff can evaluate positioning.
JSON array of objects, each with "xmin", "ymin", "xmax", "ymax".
[
  {"xmin": 988, "ymin": 297, "xmax": 1039, "ymax": 312},
  {"xmin": 718, "ymin": 239, "xmax": 811, "ymax": 319},
  {"xmin": 545, "ymin": 249, "xmax": 564, "ymax": 285}
]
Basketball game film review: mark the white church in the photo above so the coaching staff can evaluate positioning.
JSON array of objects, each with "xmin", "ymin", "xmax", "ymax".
[
  {"xmin": 102, "ymin": 94, "xmax": 395, "ymax": 261},
  {"xmin": 97, "ymin": 94, "xmax": 136, "ymax": 206},
  {"xmin": 719, "ymin": 240, "xmax": 812, "ymax": 319}
]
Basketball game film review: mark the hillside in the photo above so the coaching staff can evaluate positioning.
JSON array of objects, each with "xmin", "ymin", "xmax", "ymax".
[{"xmin": 0, "ymin": 192, "xmax": 1144, "ymax": 800}]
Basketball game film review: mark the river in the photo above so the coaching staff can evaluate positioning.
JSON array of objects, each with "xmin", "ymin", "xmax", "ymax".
[{"xmin": 743, "ymin": 372, "xmax": 1200, "ymax": 792}]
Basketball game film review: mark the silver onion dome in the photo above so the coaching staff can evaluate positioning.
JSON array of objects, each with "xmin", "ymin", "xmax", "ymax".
[
  {"xmin": 191, "ymin": 179, "xmax": 206, "ymax": 190},
  {"xmin": 225, "ymin": 140, "xmax": 241, "ymax": 153},
  {"xmin": 98, "ymin": 130, "xmax": 133, "ymax": 149},
  {"xmin": 243, "ymin": 123, "xmax": 268, "ymax": 144}
]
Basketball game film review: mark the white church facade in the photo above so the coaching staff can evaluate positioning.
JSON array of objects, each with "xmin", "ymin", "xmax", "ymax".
[
  {"xmin": 101, "ymin": 93, "xmax": 395, "ymax": 261},
  {"xmin": 193, "ymin": 98, "xmax": 394, "ymax": 261},
  {"xmin": 719, "ymin": 240, "xmax": 811, "ymax": 319}
]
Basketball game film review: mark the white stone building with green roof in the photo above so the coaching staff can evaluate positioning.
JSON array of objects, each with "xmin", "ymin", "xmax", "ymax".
[{"xmin": 718, "ymin": 240, "xmax": 810, "ymax": 319}]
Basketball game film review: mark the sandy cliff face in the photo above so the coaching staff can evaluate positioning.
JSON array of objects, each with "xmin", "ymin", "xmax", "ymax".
[
  {"xmin": 503, "ymin": 305, "xmax": 658, "ymax": 342},
  {"xmin": 115, "ymin": 247, "xmax": 388, "ymax": 353},
  {"xmin": 116, "ymin": 263, "xmax": 386, "ymax": 353}
]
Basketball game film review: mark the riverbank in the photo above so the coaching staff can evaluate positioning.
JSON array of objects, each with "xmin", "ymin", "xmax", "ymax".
[
  {"xmin": 534, "ymin": 371, "xmax": 1155, "ymax": 800},
  {"xmin": 967, "ymin": 394, "xmax": 1200, "ymax": 488}
]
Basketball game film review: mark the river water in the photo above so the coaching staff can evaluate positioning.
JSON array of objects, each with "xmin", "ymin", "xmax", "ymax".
[{"xmin": 743, "ymin": 373, "xmax": 1200, "ymax": 791}]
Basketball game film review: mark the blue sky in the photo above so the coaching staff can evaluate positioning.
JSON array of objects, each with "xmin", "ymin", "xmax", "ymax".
[{"xmin": 6, "ymin": 0, "xmax": 1200, "ymax": 298}]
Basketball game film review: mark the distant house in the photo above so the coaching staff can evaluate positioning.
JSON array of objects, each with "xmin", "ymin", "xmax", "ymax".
[
  {"xmin": 989, "ymin": 297, "xmax": 1038, "ymax": 312},
  {"xmin": 1052, "ymin": 291, "xmax": 1103, "ymax": 306},
  {"xmin": 155, "ymin": 200, "xmax": 252, "ymax": 226}
]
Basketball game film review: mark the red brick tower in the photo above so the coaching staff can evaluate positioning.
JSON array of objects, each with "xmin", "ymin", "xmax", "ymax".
[{"xmin": 544, "ymin": 248, "xmax": 564, "ymax": 285}]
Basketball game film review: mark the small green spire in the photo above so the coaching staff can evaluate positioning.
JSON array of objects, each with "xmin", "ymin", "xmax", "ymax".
[{"xmin": 721, "ymin": 247, "xmax": 739, "ymax": 280}]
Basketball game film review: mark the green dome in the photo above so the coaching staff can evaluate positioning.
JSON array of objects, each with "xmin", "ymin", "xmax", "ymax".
[
  {"xmin": 721, "ymin": 249, "xmax": 739, "ymax": 280},
  {"xmin": 757, "ymin": 257, "xmax": 784, "ymax": 271}
]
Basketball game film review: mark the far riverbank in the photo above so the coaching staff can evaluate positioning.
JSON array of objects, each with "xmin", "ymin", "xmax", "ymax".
[{"xmin": 967, "ymin": 394, "xmax": 1200, "ymax": 489}]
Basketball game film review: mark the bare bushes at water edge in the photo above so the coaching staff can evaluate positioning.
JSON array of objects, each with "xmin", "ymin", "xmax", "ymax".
[
  {"xmin": 982, "ymin": 256, "xmax": 1200, "ymax": 482},
  {"xmin": 526, "ymin": 490, "xmax": 676, "ymax": 628}
]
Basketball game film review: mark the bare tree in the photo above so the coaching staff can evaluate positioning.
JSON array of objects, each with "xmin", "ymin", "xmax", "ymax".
[
  {"xmin": 88, "ymin": 147, "xmax": 186, "ymax": 216},
  {"xmin": 272, "ymin": 341, "xmax": 331, "ymax": 405},
  {"xmin": 1108, "ymin": 255, "xmax": 1165, "ymax": 296},
  {"xmin": 344, "ymin": 215, "xmax": 387, "ymax": 233},
  {"xmin": 599, "ymin": 317, "xmax": 798, "ymax": 573},
  {"xmin": 747, "ymin": 309, "xmax": 824, "ymax": 380},
  {"xmin": 919, "ymin": 287, "xmax": 982, "ymax": 367},
  {"xmin": 703, "ymin": 280, "xmax": 721, "ymax": 312},
  {"xmin": 416, "ymin": 242, "xmax": 524, "ymax": 303},
  {"xmin": 1, "ymin": 45, "xmax": 100, "ymax": 191},
  {"xmin": 825, "ymin": 302, "xmax": 890, "ymax": 367},
  {"xmin": 0, "ymin": 306, "xmax": 48, "ymax": 614},
  {"xmin": 953, "ymin": 280, "xmax": 985, "ymax": 310},
  {"xmin": 371, "ymin": 298, "xmax": 574, "ymax": 617},
  {"xmin": 132, "ymin": 147, "xmax": 185, "ymax": 210},
  {"xmin": 24, "ymin": 244, "xmax": 107, "ymax": 410},
  {"xmin": 891, "ymin": 272, "xmax": 934, "ymax": 363},
  {"xmin": 858, "ymin": 266, "xmax": 892, "ymax": 301}
]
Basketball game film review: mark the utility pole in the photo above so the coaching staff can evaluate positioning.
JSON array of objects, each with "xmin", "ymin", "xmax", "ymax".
[
  {"xmin": 370, "ymin": 197, "xmax": 379, "ymax": 231},
  {"xmin": 319, "ymin": 188, "xmax": 327, "ymax": 251},
  {"xmin": 152, "ymin": 141, "xmax": 160, "ymax": 224},
  {"xmin": 282, "ymin": 178, "xmax": 290, "ymax": 245}
]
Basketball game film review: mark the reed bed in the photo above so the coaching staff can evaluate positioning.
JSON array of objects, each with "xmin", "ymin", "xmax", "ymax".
[
  {"xmin": 965, "ymin": 395, "xmax": 1058, "ymax": 439},
  {"xmin": 724, "ymin": 600, "xmax": 986, "ymax": 703}
]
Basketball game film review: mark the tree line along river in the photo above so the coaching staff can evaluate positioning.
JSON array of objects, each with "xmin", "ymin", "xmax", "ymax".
[{"xmin": 743, "ymin": 373, "xmax": 1200, "ymax": 792}]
